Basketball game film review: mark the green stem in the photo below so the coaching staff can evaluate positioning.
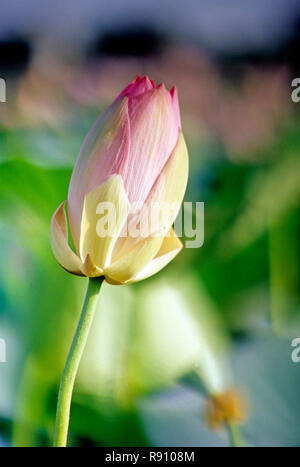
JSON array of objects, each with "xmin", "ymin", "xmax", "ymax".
[
  {"xmin": 227, "ymin": 423, "xmax": 242, "ymax": 447},
  {"xmin": 53, "ymin": 277, "xmax": 104, "ymax": 447}
]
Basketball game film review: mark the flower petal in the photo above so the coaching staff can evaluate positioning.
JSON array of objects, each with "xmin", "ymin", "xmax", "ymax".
[
  {"xmin": 81, "ymin": 254, "xmax": 103, "ymax": 278},
  {"xmin": 79, "ymin": 174, "xmax": 130, "ymax": 270},
  {"xmin": 116, "ymin": 75, "xmax": 141, "ymax": 99},
  {"xmin": 68, "ymin": 96, "xmax": 130, "ymax": 250},
  {"xmin": 50, "ymin": 201, "xmax": 83, "ymax": 275},
  {"xmin": 144, "ymin": 131, "xmax": 188, "ymax": 234},
  {"xmin": 120, "ymin": 84, "xmax": 179, "ymax": 206},
  {"xmin": 105, "ymin": 235, "xmax": 164, "ymax": 284},
  {"xmin": 117, "ymin": 75, "xmax": 154, "ymax": 99},
  {"xmin": 170, "ymin": 86, "xmax": 181, "ymax": 130},
  {"xmin": 108, "ymin": 131, "xmax": 188, "ymax": 280},
  {"xmin": 128, "ymin": 228, "xmax": 183, "ymax": 283},
  {"xmin": 121, "ymin": 131, "xmax": 188, "ymax": 246}
]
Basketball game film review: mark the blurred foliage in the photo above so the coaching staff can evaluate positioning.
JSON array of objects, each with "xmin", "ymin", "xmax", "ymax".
[{"xmin": 0, "ymin": 55, "xmax": 300, "ymax": 447}]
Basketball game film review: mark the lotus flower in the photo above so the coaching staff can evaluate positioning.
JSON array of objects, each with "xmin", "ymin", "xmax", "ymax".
[{"xmin": 50, "ymin": 75, "xmax": 188, "ymax": 284}]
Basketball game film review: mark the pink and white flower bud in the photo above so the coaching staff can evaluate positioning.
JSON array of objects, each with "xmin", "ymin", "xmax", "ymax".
[{"xmin": 51, "ymin": 76, "xmax": 188, "ymax": 284}]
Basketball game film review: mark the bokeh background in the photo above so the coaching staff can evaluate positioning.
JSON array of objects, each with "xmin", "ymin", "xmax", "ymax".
[{"xmin": 1, "ymin": 0, "xmax": 300, "ymax": 447}]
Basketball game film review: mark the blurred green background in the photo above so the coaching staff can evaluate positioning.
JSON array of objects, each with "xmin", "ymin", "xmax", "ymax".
[{"xmin": 1, "ymin": 0, "xmax": 300, "ymax": 447}]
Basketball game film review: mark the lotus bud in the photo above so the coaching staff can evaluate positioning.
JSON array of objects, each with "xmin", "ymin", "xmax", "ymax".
[{"xmin": 50, "ymin": 76, "xmax": 188, "ymax": 284}]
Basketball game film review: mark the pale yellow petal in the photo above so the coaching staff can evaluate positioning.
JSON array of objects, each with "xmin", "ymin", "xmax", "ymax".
[
  {"xmin": 50, "ymin": 201, "xmax": 83, "ymax": 275},
  {"xmin": 79, "ymin": 174, "xmax": 130, "ymax": 270},
  {"xmin": 81, "ymin": 254, "xmax": 103, "ymax": 278},
  {"xmin": 128, "ymin": 228, "xmax": 183, "ymax": 283},
  {"xmin": 105, "ymin": 235, "xmax": 164, "ymax": 284}
]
